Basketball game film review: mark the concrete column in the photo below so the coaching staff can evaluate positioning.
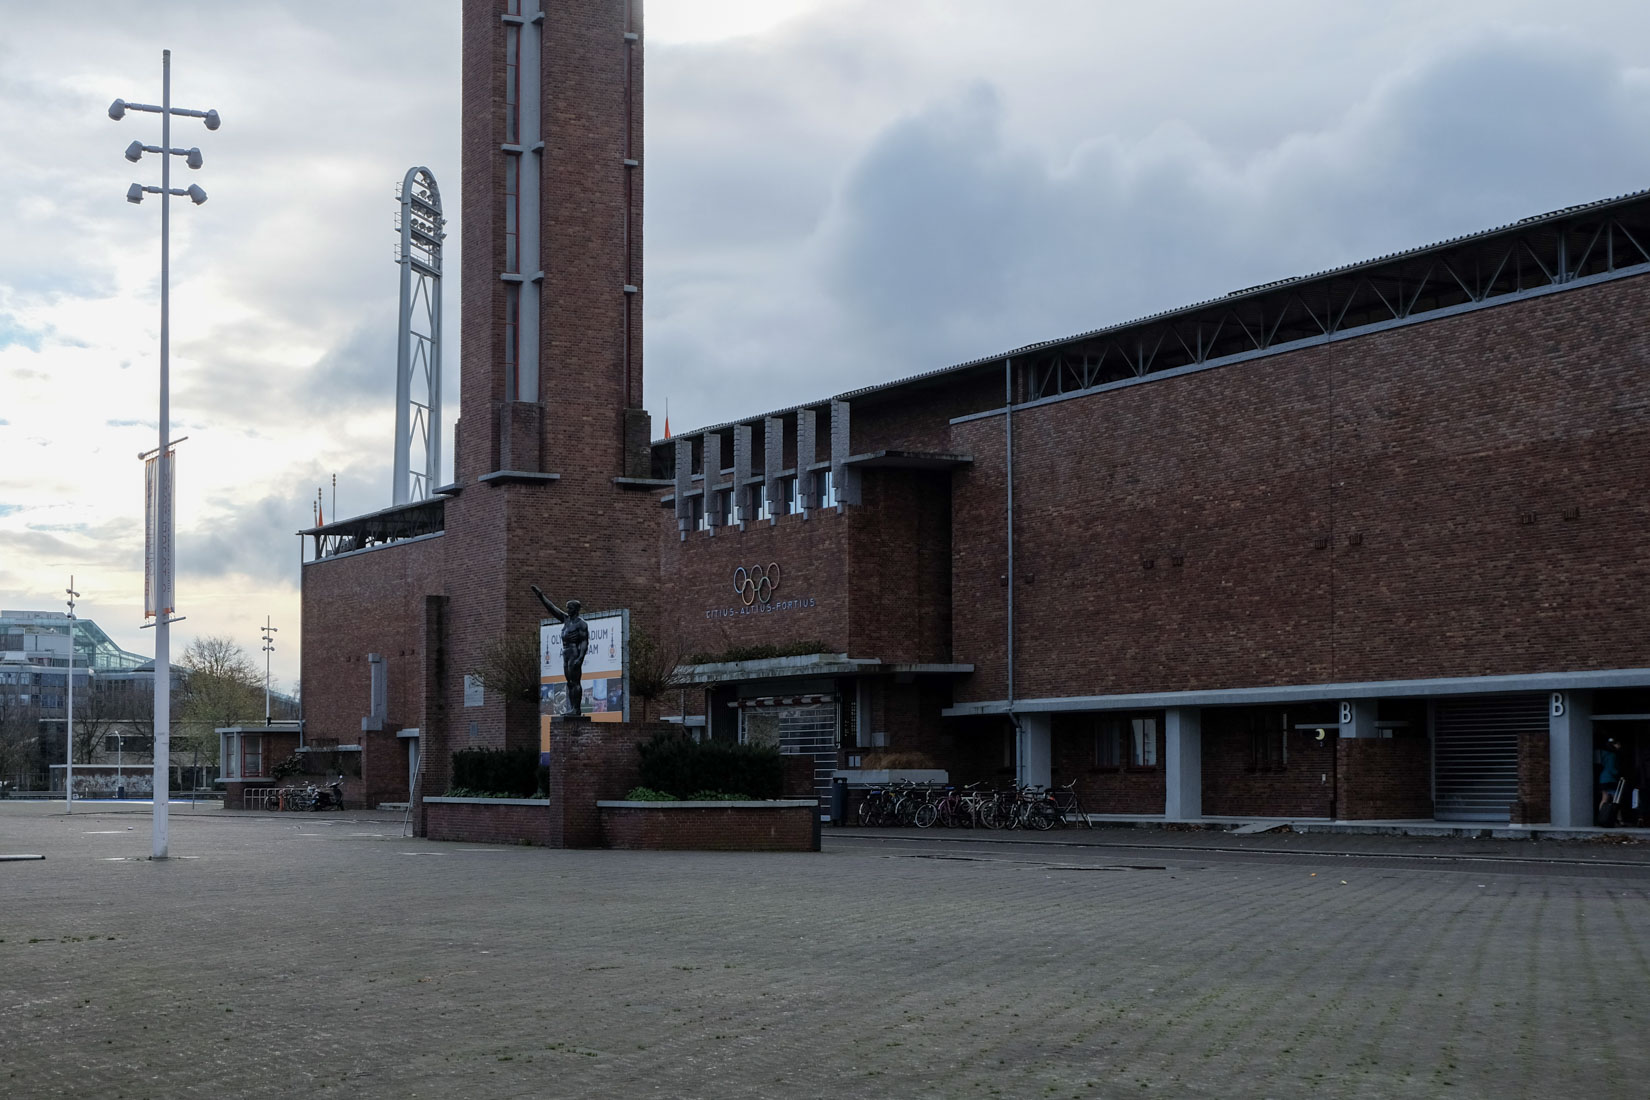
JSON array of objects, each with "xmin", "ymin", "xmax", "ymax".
[
  {"xmin": 830, "ymin": 398, "xmax": 860, "ymax": 507},
  {"xmin": 1016, "ymin": 713, "xmax": 1051, "ymax": 789},
  {"xmin": 672, "ymin": 436, "xmax": 692, "ymax": 540},
  {"xmin": 1338, "ymin": 698, "xmax": 1378, "ymax": 738},
  {"xmin": 1164, "ymin": 707, "xmax": 1202, "ymax": 820},
  {"xmin": 764, "ymin": 415, "xmax": 784, "ymax": 521},
  {"xmin": 796, "ymin": 409, "xmax": 817, "ymax": 513},
  {"xmin": 732, "ymin": 423, "xmax": 753, "ymax": 525},
  {"xmin": 1549, "ymin": 690, "xmax": 1594, "ymax": 828},
  {"xmin": 702, "ymin": 432, "xmax": 723, "ymax": 531}
]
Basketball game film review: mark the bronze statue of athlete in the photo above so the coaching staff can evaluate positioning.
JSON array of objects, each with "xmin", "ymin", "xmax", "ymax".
[{"xmin": 532, "ymin": 586, "xmax": 589, "ymax": 717}]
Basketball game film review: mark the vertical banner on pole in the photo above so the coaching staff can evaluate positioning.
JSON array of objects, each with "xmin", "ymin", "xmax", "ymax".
[{"xmin": 144, "ymin": 451, "xmax": 175, "ymax": 618}]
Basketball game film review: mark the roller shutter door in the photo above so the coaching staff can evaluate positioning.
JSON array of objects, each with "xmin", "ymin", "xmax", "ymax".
[{"xmin": 1433, "ymin": 695, "xmax": 1543, "ymax": 822}]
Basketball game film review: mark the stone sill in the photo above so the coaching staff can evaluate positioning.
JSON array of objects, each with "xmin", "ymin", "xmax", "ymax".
[
  {"xmin": 425, "ymin": 796, "xmax": 549, "ymax": 806},
  {"xmin": 597, "ymin": 800, "xmax": 817, "ymax": 810}
]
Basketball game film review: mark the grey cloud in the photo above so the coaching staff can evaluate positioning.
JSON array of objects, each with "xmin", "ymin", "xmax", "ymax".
[
  {"xmin": 182, "ymin": 456, "xmax": 393, "ymax": 588},
  {"xmin": 649, "ymin": 30, "xmax": 1650, "ymax": 434}
]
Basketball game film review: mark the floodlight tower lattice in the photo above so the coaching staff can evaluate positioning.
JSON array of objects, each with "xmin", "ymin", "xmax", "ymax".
[{"xmin": 392, "ymin": 167, "xmax": 445, "ymax": 504}]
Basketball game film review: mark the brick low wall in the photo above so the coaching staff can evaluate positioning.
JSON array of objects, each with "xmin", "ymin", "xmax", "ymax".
[
  {"xmin": 597, "ymin": 801, "xmax": 820, "ymax": 851},
  {"xmin": 425, "ymin": 797, "xmax": 553, "ymax": 846},
  {"xmin": 1336, "ymin": 738, "xmax": 1433, "ymax": 820}
]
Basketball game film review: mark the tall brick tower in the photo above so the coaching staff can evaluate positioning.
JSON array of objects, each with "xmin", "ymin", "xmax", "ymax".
[{"xmin": 441, "ymin": 0, "xmax": 655, "ymax": 757}]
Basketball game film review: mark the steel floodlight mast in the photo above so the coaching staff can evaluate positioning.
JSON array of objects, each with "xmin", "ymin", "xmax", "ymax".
[
  {"xmin": 392, "ymin": 167, "xmax": 445, "ymax": 505},
  {"xmin": 65, "ymin": 576, "xmax": 79, "ymax": 813},
  {"xmin": 260, "ymin": 616, "xmax": 277, "ymax": 725},
  {"xmin": 111, "ymin": 49, "xmax": 216, "ymax": 861}
]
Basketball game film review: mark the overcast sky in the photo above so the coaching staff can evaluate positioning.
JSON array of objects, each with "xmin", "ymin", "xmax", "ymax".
[{"xmin": 4, "ymin": 0, "xmax": 1650, "ymax": 689}]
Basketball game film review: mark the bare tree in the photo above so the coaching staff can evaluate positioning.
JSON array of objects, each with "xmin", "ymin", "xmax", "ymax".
[
  {"xmin": 72, "ymin": 679, "xmax": 123, "ymax": 766},
  {"xmin": 469, "ymin": 633, "xmax": 542, "ymax": 704},
  {"xmin": 628, "ymin": 625, "xmax": 687, "ymax": 722},
  {"xmin": 176, "ymin": 636, "xmax": 262, "ymax": 768},
  {"xmin": 0, "ymin": 691, "xmax": 43, "ymax": 791}
]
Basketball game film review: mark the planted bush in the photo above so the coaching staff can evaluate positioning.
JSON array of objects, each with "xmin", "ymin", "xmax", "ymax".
[
  {"xmin": 636, "ymin": 731, "xmax": 781, "ymax": 800},
  {"xmin": 449, "ymin": 747, "xmax": 546, "ymax": 798}
]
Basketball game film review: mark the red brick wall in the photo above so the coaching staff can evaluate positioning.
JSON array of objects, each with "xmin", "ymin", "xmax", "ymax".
[
  {"xmin": 952, "ymin": 274, "xmax": 1650, "ymax": 704},
  {"xmin": 1203, "ymin": 724, "xmax": 1337, "ymax": 818},
  {"xmin": 1050, "ymin": 715, "xmax": 1165, "ymax": 815},
  {"xmin": 301, "ymin": 537, "xmax": 445, "ymax": 750},
  {"xmin": 657, "ymin": 469, "xmax": 951, "ymax": 666},
  {"xmin": 1336, "ymin": 737, "xmax": 1433, "ymax": 820},
  {"xmin": 1512, "ymin": 731, "xmax": 1551, "ymax": 825},
  {"xmin": 426, "ymin": 800, "xmax": 554, "ymax": 846},
  {"xmin": 600, "ymin": 805, "xmax": 817, "ymax": 851}
]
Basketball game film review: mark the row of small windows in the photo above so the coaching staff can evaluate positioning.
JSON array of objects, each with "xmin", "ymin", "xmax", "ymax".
[
  {"xmin": 687, "ymin": 470, "xmax": 837, "ymax": 531},
  {"xmin": 0, "ymin": 671, "xmax": 60, "ymax": 686},
  {"xmin": 1, "ymin": 693, "xmax": 60, "ymax": 709}
]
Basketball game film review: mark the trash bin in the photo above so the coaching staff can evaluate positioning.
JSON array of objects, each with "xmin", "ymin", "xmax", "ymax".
[
  {"xmin": 117, "ymin": 785, "xmax": 126, "ymax": 800},
  {"xmin": 831, "ymin": 776, "xmax": 848, "ymax": 825}
]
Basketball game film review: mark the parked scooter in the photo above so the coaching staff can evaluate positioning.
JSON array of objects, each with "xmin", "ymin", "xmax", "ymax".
[{"xmin": 311, "ymin": 777, "xmax": 345, "ymax": 812}]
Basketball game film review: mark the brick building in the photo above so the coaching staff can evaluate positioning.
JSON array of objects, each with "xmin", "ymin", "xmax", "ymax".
[{"xmin": 300, "ymin": 0, "xmax": 1650, "ymax": 828}]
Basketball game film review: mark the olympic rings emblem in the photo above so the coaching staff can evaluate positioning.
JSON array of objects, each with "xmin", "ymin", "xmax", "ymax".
[{"xmin": 734, "ymin": 562, "xmax": 781, "ymax": 606}]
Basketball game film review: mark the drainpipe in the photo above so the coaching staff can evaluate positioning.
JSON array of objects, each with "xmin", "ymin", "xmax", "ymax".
[{"xmin": 1004, "ymin": 358, "xmax": 1018, "ymax": 747}]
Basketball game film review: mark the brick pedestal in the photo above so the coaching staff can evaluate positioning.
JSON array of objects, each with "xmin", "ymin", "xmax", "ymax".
[{"xmin": 545, "ymin": 717, "xmax": 673, "ymax": 848}]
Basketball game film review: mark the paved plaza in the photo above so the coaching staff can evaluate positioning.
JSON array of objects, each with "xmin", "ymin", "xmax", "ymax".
[{"xmin": 3, "ymin": 803, "xmax": 1649, "ymax": 1099}]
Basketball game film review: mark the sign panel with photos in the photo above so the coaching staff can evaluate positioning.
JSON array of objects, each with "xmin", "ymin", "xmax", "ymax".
[{"xmin": 540, "ymin": 608, "xmax": 629, "ymax": 724}]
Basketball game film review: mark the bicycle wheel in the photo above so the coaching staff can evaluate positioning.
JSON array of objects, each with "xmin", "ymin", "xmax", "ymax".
[
  {"xmin": 914, "ymin": 803, "xmax": 937, "ymax": 829},
  {"xmin": 1031, "ymin": 804, "xmax": 1056, "ymax": 831},
  {"xmin": 979, "ymin": 801, "xmax": 1001, "ymax": 830}
]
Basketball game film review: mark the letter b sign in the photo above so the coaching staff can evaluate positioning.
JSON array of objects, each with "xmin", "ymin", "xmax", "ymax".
[
  {"xmin": 1339, "ymin": 701, "xmax": 1353, "ymax": 725},
  {"xmin": 1550, "ymin": 692, "xmax": 1565, "ymax": 718}
]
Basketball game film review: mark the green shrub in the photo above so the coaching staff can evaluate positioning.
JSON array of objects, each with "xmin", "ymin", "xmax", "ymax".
[
  {"xmin": 636, "ymin": 731, "xmax": 781, "ymax": 800},
  {"xmin": 625, "ymin": 786, "xmax": 679, "ymax": 801},
  {"xmin": 450, "ymin": 747, "xmax": 545, "ymax": 799}
]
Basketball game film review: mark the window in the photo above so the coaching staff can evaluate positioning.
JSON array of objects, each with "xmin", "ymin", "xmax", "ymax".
[
  {"xmin": 691, "ymin": 494, "xmax": 707, "ymax": 532},
  {"xmin": 503, "ymin": 155, "xmax": 520, "ymax": 273},
  {"xmin": 1094, "ymin": 714, "xmax": 1158, "ymax": 768},
  {"xmin": 503, "ymin": 288, "xmax": 519, "ymax": 398},
  {"xmin": 711, "ymin": 489, "xmax": 731, "ymax": 528},
  {"xmin": 782, "ymin": 476, "xmax": 797, "ymax": 515},
  {"xmin": 1131, "ymin": 717, "xmax": 1158, "ymax": 767},
  {"xmin": 1249, "ymin": 729, "xmax": 1286, "ymax": 773},
  {"xmin": 242, "ymin": 735, "xmax": 263, "ymax": 778},
  {"xmin": 504, "ymin": 24, "xmax": 520, "ymax": 145},
  {"xmin": 815, "ymin": 469, "xmax": 836, "ymax": 510},
  {"xmin": 224, "ymin": 735, "xmax": 238, "ymax": 778},
  {"xmin": 1094, "ymin": 721, "xmax": 1123, "ymax": 767}
]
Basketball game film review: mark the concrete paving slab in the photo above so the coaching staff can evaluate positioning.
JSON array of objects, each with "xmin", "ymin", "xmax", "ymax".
[{"xmin": 2, "ymin": 801, "xmax": 1645, "ymax": 1099}]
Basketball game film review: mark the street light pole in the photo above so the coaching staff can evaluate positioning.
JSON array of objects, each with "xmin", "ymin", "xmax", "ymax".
[
  {"xmin": 261, "ymin": 617, "xmax": 278, "ymax": 724},
  {"xmin": 112, "ymin": 51, "xmax": 217, "ymax": 859},
  {"xmin": 65, "ymin": 576, "xmax": 78, "ymax": 813}
]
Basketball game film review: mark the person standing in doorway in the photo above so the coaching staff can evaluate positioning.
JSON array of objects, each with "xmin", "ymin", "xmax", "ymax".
[{"xmin": 1597, "ymin": 736, "xmax": 1623, "ymax": 826}]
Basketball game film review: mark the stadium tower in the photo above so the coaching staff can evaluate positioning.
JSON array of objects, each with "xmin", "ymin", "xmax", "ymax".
[{"xmin": 442, "ymin": 0, "xmax": 655, "ymax": 756}]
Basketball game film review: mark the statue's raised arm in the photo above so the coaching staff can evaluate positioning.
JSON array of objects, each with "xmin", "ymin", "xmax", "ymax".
[{"xmin": 531, "ymin": 584, "xmax": 567, "ymax": 622}]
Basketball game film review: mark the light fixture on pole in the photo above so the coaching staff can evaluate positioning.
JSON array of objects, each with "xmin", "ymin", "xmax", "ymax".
[
  {"xmin": 260, "ymin": 617, "xmax": 278, "ymax": 725},
  {"xmin": 65, "ymin": 576, "xmax": 79, "ymax": 814},
  {"xmin": 112, "ymin": 51, "xmax": 216, "ymax": 860}
]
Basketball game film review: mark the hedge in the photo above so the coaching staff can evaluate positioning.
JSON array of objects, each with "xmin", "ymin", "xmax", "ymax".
[
  {"xmin": 450, "ymin": 747, "xmax": 546, "ymax": 798},
  {"xmin": 636, "ymin": 731, "xmax": 782, "ymax": 800}
]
